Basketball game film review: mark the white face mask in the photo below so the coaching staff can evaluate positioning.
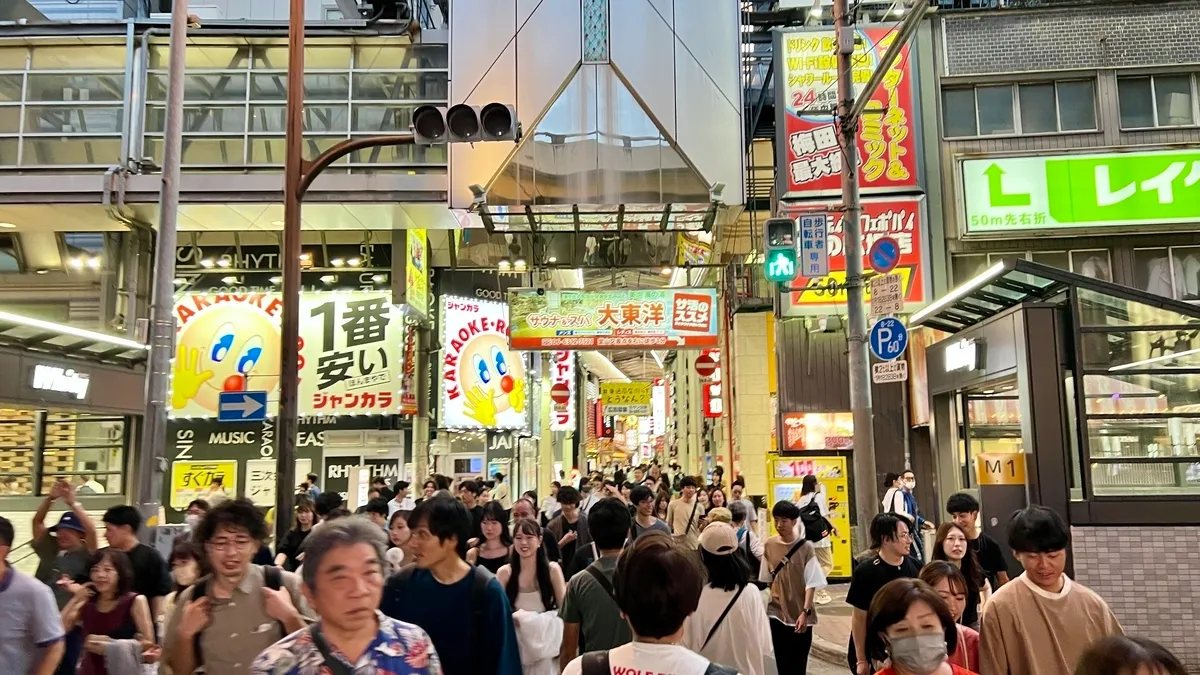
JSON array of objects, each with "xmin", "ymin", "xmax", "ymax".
[
  {"xmin": 184, "ymin": 514, "xmax": 202, "ymax": 530},
  {"xmin": 889, "ymin": 634, "xmax": 947, "ymax": 674},
  {"xmin": 172, "ymin": 562, "xmax": 199, "ymax": 587},
  {"xmin": 903, "ymin": 479, "xmax": 916, "ymax": 490}
]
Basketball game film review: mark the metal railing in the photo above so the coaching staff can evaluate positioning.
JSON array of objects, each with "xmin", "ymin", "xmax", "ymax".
[{"xmin": 933, "ymin": 0, "xmax": 1124, "ymax": 9}]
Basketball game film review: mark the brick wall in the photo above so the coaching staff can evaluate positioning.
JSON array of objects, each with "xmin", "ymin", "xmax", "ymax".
[
  {"xmin": 1073, "ymin": 526, "xmax": 1200, "ymax": 669},
  {"xmin": 943, "ymin": 2, "xmax": 1200, "ymax": 75}
]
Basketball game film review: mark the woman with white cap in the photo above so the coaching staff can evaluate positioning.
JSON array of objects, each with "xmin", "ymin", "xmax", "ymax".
[{"xmin": 682, "ymin": 522, "xmax": 776, "ymax": 675}]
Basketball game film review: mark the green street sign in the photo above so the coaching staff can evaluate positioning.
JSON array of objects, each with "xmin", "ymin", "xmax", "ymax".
[
  {"xmin": 962, "ymin": 148, "xmax": 1200, "ymax": 234},
  {"xmin": 765, "ymin": 248, "xmax": 798, "ymax": 283}
]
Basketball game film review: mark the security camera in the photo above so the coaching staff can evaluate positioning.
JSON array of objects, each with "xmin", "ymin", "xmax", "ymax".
[{"xmin": 536, "ymin": 287, "xmax": 546, "ymax": 296}]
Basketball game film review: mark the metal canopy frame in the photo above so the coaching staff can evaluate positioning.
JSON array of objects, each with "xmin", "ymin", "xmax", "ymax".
[
  {"xmin": 475, "ymin": 202, "xmax": 719, "ymax": 235},
  {"xmin": 0, "ymin": 318, "xmax": 147, "ymax": 368}
]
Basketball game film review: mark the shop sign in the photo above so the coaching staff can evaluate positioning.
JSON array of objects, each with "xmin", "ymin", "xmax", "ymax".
[
  {"xmin": 31, "ymin": 364, "xmax": 90, "ymax": 400},
  {"xmin": 676, "ymin": 232, "xmax": 714, "ymax": 266},
  {"xmin": 403, "ymin": 229, "xmax": 429, "ymax": 320},
  {"xmin": 245, "ymin": 458, "xmax": 313, "ymax": 507},
  {"xmin": 549, "ymin": 351, "xmax": 576, "ymax": 431},
  {"xmin": 440, "ymin": 296, "xmax": 528, "ymax": 430},
  {"xmin": 780, "ymin": 198, "xmax": 927, "ymax": 314},
  {"xmin": 963, "ymin": 149, "xmax": 1200, "ymax": 235},
  {"xmin": 399, "ymin": 324, "xmax": 419, "ymax": 416},
  {"xmin": 600, "ymin": 381, "xmax": 653, "ymax": 416},
  {"xmin": 171, "ymin": 291, "xmax": 403, "ymax": 418},
  {"xmin": 702, "ymin": 350, "xmax": 723, "ymax": 419},
  {"xmin": 781, "ymin": 412, "xmax": 853, "ymax": 451},
  {"xmin": 508, "ymin": 289, "xmax": 719, "ymax": 350},
  {"xmin": 777, "ymin": 27, "xmax": 919, "ymax": 198},
  {"xmin": 169, "ymin": 460, "xmax": 238, "ymax": 509},
  {"xmin": 944, "ymin": 338, "xmax": 979, "ymax": 373}
]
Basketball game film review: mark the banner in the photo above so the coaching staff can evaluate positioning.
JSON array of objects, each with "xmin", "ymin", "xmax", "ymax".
[
  {"xmin": 399, "ymin": 324, "xmax": 419, "ymax": 416},
  {"xmin": 549, "ymin": 351, "xmax": 576, "ymax": 431},
  {"xmin": 777, "ymin": 27, "xmax": 919, "ymax": 198},
  {"xmin": 601, "ymin": 381, "xmax": 653, "ymax": 416},
  {"xmin": 440, "ymin": 296, "xmax": 528, "ymax": 430},
  {"xmin": 245, "ymin": 458, "xmax": 312, "ymax": 507},
  {"xmin": 405, "ymin": 229, "xmax": 429, "ymax": 319},
  {"xmin": 508, "ymin": 289, "xmax": 720, "ymax": 350},
  {"xmin": 169, "ymin": 460, "xmax": 237, "ymax": 509},
  {"xmin": 780, "ymin": 197, "xmax": 927, "ymax": 315},
  {"xmin": 171, "ymin": 291, "xmax": 403, "ymax": 418}
]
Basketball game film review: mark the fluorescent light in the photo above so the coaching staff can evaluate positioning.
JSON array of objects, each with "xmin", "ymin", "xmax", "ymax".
[
  {"xmin": 347, "ymin": 257, "xmax": 361, "ymax": 267},
  {"xmin": 1110, "ymin": 347, "xmax": 1200, "ymax": 372},
  {"xmin": 911, "ymin": 261, "xmax": 1007, "ymax": 327},
  {"xmin": 68, "ymin": 257, "xmax": 85, "ymax": 269},
  {"xmin": 86, "ymin": 257, "xmax": 102, "ymax": 269},
  {"xmin": 0, "ymin": 310, "xmax": 146, "ymax": 351},
  {"xmin": 34, "ymin": 269, "xmax": 48, "ymax": 275},
  {"xmin": 215, "ymin": 258, "xmax": 231, "ymax": 268},
  {"xmin": 0, "ymin": 222, "xmax": 15, "ymax": 229},
  {"xmin": 331, "ymin": 258, "xmax": 344, "ymax": 267}
]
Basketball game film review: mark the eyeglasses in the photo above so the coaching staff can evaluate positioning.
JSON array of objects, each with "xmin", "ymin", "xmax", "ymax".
[{"xmin": 206, "ymin": 537, "xmax": 255, "ymax": 551}]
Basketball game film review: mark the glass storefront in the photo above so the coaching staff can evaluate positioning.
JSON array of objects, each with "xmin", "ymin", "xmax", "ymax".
[{"xmin": 0, "ymin": 409, "xmax": 129, "ymax": 496}]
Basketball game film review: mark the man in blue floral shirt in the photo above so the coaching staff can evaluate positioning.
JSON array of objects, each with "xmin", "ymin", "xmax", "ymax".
[{"xmin": 252, "ymin": 518, "xmax": 441, "ymax": 675}]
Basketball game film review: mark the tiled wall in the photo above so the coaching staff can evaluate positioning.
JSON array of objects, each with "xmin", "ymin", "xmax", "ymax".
[{"xmin": 1073, "ymin": 526, "xmax": 1200, "ymax": 669}]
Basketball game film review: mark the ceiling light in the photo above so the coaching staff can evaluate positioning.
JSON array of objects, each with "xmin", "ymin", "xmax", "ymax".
[
  {"xmin": 0, "ymin": 222, "xmax": 15, "ymax": 229},
  {"xmin": 892, "ymin": 5, "xmax": 905, "ymax": 15},
  {"xmin": 299, "ymin": 253, "xmax": 312, "ymax": 261},
  {"xmin": 0, "ymin": 309, "xmax": 146, "ymax": 351},
  {"xmin": 86, "ymin": 257, "xmax": 102, "ymax": 269},
  {"xmin": 498, "ymin": 260, "xmax": 512, "ymax": 271},
  {"xmin": 983, "ymin": 389, "xmax": 995, "ymax": 395},
  {"xmin": 661, "ymin": 267, "xmax": 673, "ymax": 275},
  {"xmin": 216, "ymin": 258, "xmax": 231, "ymax": 268},
  {"xmin": 173, "ymin": 278, "xmax": 186, "ymax": 285},
  {"xmin": 320, "ymin": 274, "xmax": 336, "ymax": 284},
  {"xmin": 513, "ymin": 259, "xmax": 527, "ymax": 271},
  {"xmin": 331, "ymin": 258, "xmax": 345, "ymax": 267},
  {"xmin": 548, "ymin": 256, "xmax": 557, "ymax": 264},
  {"xmin": 200, "ymin": 259, "xmax": 215, "ymax": 268},
  {"xmin": 347, "ymin": 257, "xmax": 361, "ymax": 267},
  {"xmin": 221, "ymin": 275, "xmax": 240, "ymax": 285},
  {"xmin": 270, "ymin": 276, "xmax": 282, "ymax": 284},
  {"xmin": 35, "ymin": 268, "xmax": 49, "ymax": 275},
  {"xmin": 68, "ymin": 257, "xmax": 85, "ymax": 269},
  {"xmin": 371, "ymin": 274, "xmax": 387, "ymax": 283},
  {"xmin": 810, "ymin": 6, "xmax": 823, "ymax": 16}
]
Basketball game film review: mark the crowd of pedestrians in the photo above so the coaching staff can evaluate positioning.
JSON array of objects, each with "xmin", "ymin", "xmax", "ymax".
[{"xmin": 0, "ymin": 464, "xmax": 1190, "ymax": 675}]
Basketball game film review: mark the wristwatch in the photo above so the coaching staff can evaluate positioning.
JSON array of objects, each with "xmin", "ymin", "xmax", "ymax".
[{"xmin": 804, "ymin": 607, "xmax": 814, "ymax": 617}]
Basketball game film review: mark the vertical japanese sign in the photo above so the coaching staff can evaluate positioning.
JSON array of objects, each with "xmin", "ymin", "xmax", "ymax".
[
  {"xmin": 405, "ymin": 229, "xmax": 429, "ymax": 320},
  {"xmin": 776, "ymin": 27, "xmax": 919, "ymax": 198},
  {"xmin": 702, "ymin": 350, "xmax": 723, "ymax": 419},
  {"xmin": 398, "ymin": 324, "xmax": 419, "ymax": 416},
  {"xmin": 549, "ymin": 351, "xmax": 576, "ymax": 431},
  {"xmin": 440, "ymin": 296, "xmax": 529, "ymax": 430},
  {"xmin": 798, "ymin": 215, "xmax": 830, "ymax": 277}
]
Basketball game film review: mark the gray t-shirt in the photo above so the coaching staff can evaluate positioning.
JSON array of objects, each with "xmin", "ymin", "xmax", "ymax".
[
  {"xmin": 559, "ymin": 555, "xmax": 632, "ymax": 652},
  {"xmin": 0, "ymin": 567, "xmax": 66, "ymax": 675}
]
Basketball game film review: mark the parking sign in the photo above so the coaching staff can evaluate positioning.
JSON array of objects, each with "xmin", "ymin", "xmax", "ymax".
[{"xmin": 869, "ymin": 317, "xmax": 908, "ymax": 361}]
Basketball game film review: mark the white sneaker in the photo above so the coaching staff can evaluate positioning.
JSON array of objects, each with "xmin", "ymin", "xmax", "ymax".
[{"xmin": 814, "ymin": 591, "xmax": 832, "ymax": 605}]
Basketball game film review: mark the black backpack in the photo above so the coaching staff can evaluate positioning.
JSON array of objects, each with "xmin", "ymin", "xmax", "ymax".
[
  {"xmin": 799, "ymin": 499, "xmax": 830, "ymax": 543},
  {"xmin": 191, "ymin": 565, "xmax": 285, "ymax": 667},
  {"xmin": 384, "ymin": 564, "xmax": 493, "ymax": 670},
  {"xmin": 581, "ymin": 650, "xmax": 737, "ymax": 675}
]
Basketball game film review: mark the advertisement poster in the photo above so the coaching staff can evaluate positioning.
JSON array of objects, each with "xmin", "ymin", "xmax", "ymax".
[
  {"xmin": 440, "ymin": 296, "xmax": 528, "ymax": 430},
  {"xmin": 549, "ymin": 351, "xmax": 576, "ymax": 431},
  {"xmin": 171, "ymin": 291, "xmax": 403, "ymax": 417},
  {"xmin": 245, "ymin": 458, "xmax": 312, "ymax": 507},
  {"xmin": 170, "ymin": 460, "xmax": 238, "ymax": 509},
  {"xmin": 768, "ymin": 454, "xmax": 853, "ymax": 578},
  {"xmin": 776, "ymin": 27, "xmax": 919, "ymax": 198},
  {"xmin": 508, "ymin": 289, "xmax": 720, "ymax": 350},
  {"xmin": 399, "ymin": 324, "xmax": 419, "ymax": 416},
  {"xmin": 781, "ymin": 412, "xmax": 854, "ymax": 451},
  {"xmin": 405, "ymin": 229, "xmax": 429, "ymax": 320},
  {"xmin": 601, "ymin": 381, "xmax": 653, "ymax": 416},
  {"xmin": 779, "ymin": 197, "xmax": 927, "ymax": 315}
]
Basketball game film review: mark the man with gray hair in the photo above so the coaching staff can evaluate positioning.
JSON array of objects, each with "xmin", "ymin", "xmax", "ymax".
[{"xmin": 251, "ymin": 516, "xmax": 442, "ymax": 675}]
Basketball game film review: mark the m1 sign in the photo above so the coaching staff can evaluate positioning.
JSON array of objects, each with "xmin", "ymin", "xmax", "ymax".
[{"xmin": 550, "ymin": 351, "xmax": 575, "ymax": 431}]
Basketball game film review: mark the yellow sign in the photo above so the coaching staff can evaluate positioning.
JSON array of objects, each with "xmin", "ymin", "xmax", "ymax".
[
  {"xmin": 406, "ymin": 229, "xmax": 429, "ymax": 321},
  {"xmin": 975, "ymin": 453, "xmax": 1027, "ymax": 486},
  {"xmin": 767, "ymin": 453, "xmax": 853, "ymax": 579},
  {"xmin": 600, "ymin": 381, "xmax": 653, "ymax": 415},
  {"xmin": 790, "ymin": 265, "xmax": 917, "ymax": 306},
  {"xmin": 170, "ymin": 460, "xmax": 238, "ymax": 509}
]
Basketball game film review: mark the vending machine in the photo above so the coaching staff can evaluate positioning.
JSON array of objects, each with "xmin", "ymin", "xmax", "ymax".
[{"xmin": 765, "ymin": 452, "xmax": 854, "ymax": 580}]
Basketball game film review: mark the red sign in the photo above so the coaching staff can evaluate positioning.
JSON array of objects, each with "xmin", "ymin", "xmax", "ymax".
[
  {"xmin": 549, "ymin": 351, "xmax": 575, "ymax": 430},
  {"xmin": 779, "ymin": 197, "xmax": 926, "ymax": 314},
  {"xmin": 695, "ymin": 353, "xmax": 717, "ymax": 378},
  {"xmin": 778, "ymin": 27, "xmax": 919, "ymax": 198},
  {"xmin": 550, "ymin": 383, "xmax": 571, "ymax": 405},
  {"xmin": 782, "ymin": 413, "xmax": 807, "ymax": 451},
  {"xmin": 399, "ymin": 324, "xmax": 418, "ymax": 416},
  {"xmin": 702, "ymin": 349, "xmax": 723, "ymax": 418}
]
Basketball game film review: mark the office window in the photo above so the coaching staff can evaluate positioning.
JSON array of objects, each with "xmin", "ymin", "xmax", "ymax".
[
  {"xmin": 1134, "ymin": 246, "xmax": 1200, "ymax": 301},
  {"xmin": 942, "ymin": 80, "xmax": 1098, "ymax": 138},
  {"xmin": 1118, "ymin": 75, "xmax": 1196, "ymax": 129},
  {"xmin": 951, "ymin": 250, "xmax": 1112, "ymax": 287}
]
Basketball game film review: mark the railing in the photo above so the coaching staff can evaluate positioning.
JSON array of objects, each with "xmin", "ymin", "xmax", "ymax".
[{"xmin": 933, "ymin": 0, "xmax": 1125, "ymax": 9}]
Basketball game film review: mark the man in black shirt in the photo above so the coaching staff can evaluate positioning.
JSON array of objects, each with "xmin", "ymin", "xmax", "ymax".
[
  {"xmin": 947, "ymin": 492, "xmax": 1011, "ymax": 588},
  {"xmin": 101, "ymin": 505, "xmax": 172, "ymax": 619},
  {"xmin": 846, "ymin": 512, "xmax": 920, "ymax": 675},
  {"xmin": 458, "ymin": 479, "xmax": 485, "ymax": 543}
]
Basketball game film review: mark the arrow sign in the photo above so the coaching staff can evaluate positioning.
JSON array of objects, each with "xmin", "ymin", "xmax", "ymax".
[
  {"xmin": 985, "ymin": 163, "xmax": 1031, "ymax": 207},
  {"xmin": 218, "ymin": 390, "xmax": 268, "ymax": 422}
]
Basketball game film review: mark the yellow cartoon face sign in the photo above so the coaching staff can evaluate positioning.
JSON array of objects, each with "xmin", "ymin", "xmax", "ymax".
[
  {"xmin": 172, "ymin": 297, "xmax": 283, "ymax": 415},
  {"xmin": 440, "ymin": 297, "xmax": 527, "ymax": 429},
  {"xmin": 458, "ymin": 333, "xmax": 526, "ymax": 425}
]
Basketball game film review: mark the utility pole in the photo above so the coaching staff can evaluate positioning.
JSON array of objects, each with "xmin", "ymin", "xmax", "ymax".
[{"xmin": 136, "ymin": 0, "xmax": 187, "ymax": 534}]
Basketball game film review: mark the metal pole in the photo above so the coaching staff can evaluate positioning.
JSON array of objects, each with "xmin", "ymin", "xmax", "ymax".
[
  {"xmin": 136, "ymin": 0, "xmax": 187, "ymax": 534},
  {"xmin": 834, "ymin": 0, "xmax": 878, "ymax": 554}
]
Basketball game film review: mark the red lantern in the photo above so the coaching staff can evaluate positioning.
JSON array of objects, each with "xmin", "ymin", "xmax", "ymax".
[
  {"xmin": 550, "ymin": 382, "xmax": 571, "ymax": 405},
  {"xmin": 695, "ymin": 353, "xmax": 717, "ymax": 378}
]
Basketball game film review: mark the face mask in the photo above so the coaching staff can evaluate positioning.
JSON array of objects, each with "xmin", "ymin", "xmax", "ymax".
[
  {"xmin": 173, "ymin": 563, "xmax": 198, "ymax": 587},
  {"xmin": 889, "ymin": 634, "xmax": 948, "ymax": 674},
  {"xmin": 903, "ymin": 480, "xmax": 916, "ymax": 490},
  {"xmin": 184, "ymin": 514, "xmax": 202, "ymax": 530}
]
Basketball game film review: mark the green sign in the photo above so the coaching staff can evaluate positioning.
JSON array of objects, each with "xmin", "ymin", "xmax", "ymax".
[
  {"xmin": 765, "ymin": 248, "xmax": 798, "ymax": 283},
  {"xmin": 962, "ymin": 148, "xmax": 1200, "ymax": 234}
]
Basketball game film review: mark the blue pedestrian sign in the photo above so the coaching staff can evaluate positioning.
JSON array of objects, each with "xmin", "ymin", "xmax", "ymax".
[
  {"xmin": 218, "ymin": 390, "xmax": 268, "ymax": 422},
  {"xmin": 798, "ymin": 215, "xmax": 829, "ymax": 278},
  {"xmin": 868, "ymin": 236, "xmax": 901, "ymax": 275},
  {"xmin": 869, "ymin": 317, "xmax": 909, "ymax": 362}
]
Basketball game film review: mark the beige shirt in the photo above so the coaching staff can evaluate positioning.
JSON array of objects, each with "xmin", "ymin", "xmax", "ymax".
[
  {"xmin": 759, "ymin": 536, "xmax": 827, "ymax": 625},
  {"xmin": 667, "ymin": 497, "xmax": 702, "ymax": 548},
  {"xmin": 979, "ymin": 573, "xmax": 1122, "ymax": 675},
  {"xmin": 163, "ymin": 565, "xmax": 317, "ymax": 674}
]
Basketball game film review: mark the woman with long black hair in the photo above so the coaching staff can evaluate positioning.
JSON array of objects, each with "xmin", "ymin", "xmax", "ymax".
[
  {"xmin": 467, "ymin": 500, "xmax": 514, "ymax": 574},
  {"xmin": 931, "ymin": 521, "xmax": 990, "ymax": 629},
  {"xmin": 497, "ymin": 518, "xmax": 566, "ymax": 675}
]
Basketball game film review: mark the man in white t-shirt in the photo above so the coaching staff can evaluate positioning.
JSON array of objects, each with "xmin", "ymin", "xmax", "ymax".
[{"xmin": 562, "ymin": 532, "xmax": 739, "ymax": 675}]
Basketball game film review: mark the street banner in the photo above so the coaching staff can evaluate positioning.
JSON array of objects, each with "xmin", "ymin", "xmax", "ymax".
[
  {"xmin": 508, "ymin": 288, "xmax": 720, "ymax": 350},
  {"xmin": 601, "ymin": 381, "xmax": 653, "ymax": 416},
  {"xmin": 171, "ymin": 291, "xmax": 404, "ymax": 418},
  {"xmin": 439, "ymin": 296, "xmax": 528, "ymax": 430},
  {"xmin": 404, "ymin": 229, "xmax": 429, "ymax": 320},
  {"xmin": 776, "ymin": 26, "xmax": 919, "ymax": 198}
]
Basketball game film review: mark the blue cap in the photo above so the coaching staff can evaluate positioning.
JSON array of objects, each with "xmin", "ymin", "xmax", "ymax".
[{"xmin": 50, "ymin": 511, "xmax": 86, "ymax": 534}]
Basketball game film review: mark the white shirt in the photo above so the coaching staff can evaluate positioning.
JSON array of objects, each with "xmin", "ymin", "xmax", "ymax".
[
  {"xmin": 563, "ymin": 642, "xmax": 715, "ymax": 675},
  {"xmin": 798, "ymin": 492, "xmax": 832, "ymax": 549},
  {"xmin": 881, "ymin": 487, "xmax": 911, "ymax": 523},
  {"xmin": 683, "ymin": 584, "xmax": 774, "ymax": 675},
  {"xmin": 387, "ymin": 496, "xmax": 416, "ymax": 518}
]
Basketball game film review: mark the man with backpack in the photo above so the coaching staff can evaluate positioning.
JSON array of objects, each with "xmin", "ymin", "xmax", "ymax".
[
  {"xmin": 758, "ymin": 500, "xmax": 828, "ymax": 674},
  {"xmin": 163, "ymin": 498, "xmax": 316, "ymax": 675},
  {"xmin": 558, "ymin": 498, "xmax": 633, "ymax": 671}
]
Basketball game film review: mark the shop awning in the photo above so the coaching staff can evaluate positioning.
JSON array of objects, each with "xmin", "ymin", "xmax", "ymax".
[{"xmin": 0, "ymin": 310, "xmax": 147, "ymax": 367}]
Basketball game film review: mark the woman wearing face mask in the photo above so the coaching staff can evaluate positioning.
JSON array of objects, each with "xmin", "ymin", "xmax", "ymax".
[
  {"xmin": 182, "ymin": 499, "xmax": 209, "ymax": 538},
  {"xmin": 162, "ymin": 540, "xmax": 208, "ymax": 632},
  {"xmin": 919, "ymin": 562, "xmax": 979, "ymax": 671},
  {"xmin": 497, "ymin": 519, "xmax": 566, "ymax": 675},
  {"xmin": 467, "ymin": 500, "xmax": 513, "ymax": 573},
  {"xmin": 61, "ymin": 549, "xmax": 156, "ymax": 675},
  {"xmin": 271, "ymin": 499, "xmax": 315, "ymax": 571},
  {"xmin": 385, "ymin": 510, "xmax": 413, "ymax": 574},
  {"xmin": 930, "ymin": 523, "xmax": 989, "ymax": 629},
  {"xmin": 865, "ymin": 578, "xmax": 976, "ymax": 675}
]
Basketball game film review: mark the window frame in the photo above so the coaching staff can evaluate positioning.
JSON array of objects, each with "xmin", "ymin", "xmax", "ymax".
[
  {"xmin": 1117, "ymin": 73, "xmax": 1200, "ymax": 130},
  {"xmin": 941, "ymin": 78, "xmax": 1100, "ymax": 140}
]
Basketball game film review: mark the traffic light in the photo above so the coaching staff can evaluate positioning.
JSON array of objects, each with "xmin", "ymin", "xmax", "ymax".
[
  {"xmin": 412, "ymin": 103, "xmax": 521, "ymax": 144},
  {"xmin": 763, "ymin": 217, "xmax": 798, "ymax": 284}
]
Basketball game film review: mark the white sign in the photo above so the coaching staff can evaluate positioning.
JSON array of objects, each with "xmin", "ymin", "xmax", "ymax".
[
  {"xmin": 32, "ymin": 364, "xmax": 90, "ymax": 400},
  {"xmin": 798, "ymin": 215, "xmax": 830, "ymax": 277},
  {"xmin": 550, "ymin": 351, "xmax": 575, "ymax": 431},
  {"xmin": 440, "ymin": 296, "xmax": 529, "ymax": 430},
  {"xmin": 872, "ymin": 360, "xmax": 909, "ymax": 384},
  {"xmin": 869, "ymin": 273, "xmax": 904, "ymax": 316},
  {"xmin": 245, "ymin": 458, "xmax": 313, "ymax": 507},
  {"xmin": 945, "ymin": 339, "xmax": 979, "ymax": 373}
]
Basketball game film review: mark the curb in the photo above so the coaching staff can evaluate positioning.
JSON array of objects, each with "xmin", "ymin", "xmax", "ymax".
[{"xmin": 811, "ymin": 633, "xmax": 848, "ymax": 667}]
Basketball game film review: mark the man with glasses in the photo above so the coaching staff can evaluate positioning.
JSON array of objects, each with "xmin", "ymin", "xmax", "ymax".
[
  {"xmin": 163, "ymin": 498, "xmax": 317, "ymax": 675},
  {"xmin": 845, "ymin": 513, "xmax": 920, "ymax": 675}
]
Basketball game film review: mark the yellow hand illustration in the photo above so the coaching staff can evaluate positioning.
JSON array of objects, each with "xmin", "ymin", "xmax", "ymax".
[
  {"xmin": 464, "ymin": 385, "xmax": 498, "ymax": 426},
  {"xmin": 509, "ymin": 378, "xmax": 527, "ymax": 414},
  {"xmin": 171, "ymin": 345, "xmax": 214, "ymax": 410}
]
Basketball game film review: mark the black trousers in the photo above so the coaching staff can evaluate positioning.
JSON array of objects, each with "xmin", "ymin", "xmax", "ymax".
[{"xmin": 770, "ymin": 619, "xmax": 814, "ymax": 674}]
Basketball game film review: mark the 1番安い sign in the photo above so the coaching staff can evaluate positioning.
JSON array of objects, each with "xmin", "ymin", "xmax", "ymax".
[{"xmin": 962, "ymin": 149, "xmax": 1200, "ymax": 235}]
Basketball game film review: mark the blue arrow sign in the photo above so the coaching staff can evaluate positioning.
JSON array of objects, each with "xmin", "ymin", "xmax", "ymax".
[
  {"xmin": 869, "ymin": 317, "xmax": 908, "ymax": 362},
  {"xmin": 868, "ymin": 236, "xmax": 901, "ymax": 275},
  {"xmin": 218, "ymin": 390, "xmax": 268, "ymax": 422}
]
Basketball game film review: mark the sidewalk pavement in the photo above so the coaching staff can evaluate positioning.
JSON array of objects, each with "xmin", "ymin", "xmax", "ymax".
[{"xmin": 811, "ymin": 583, "xmax": 851, "ymax": 668}]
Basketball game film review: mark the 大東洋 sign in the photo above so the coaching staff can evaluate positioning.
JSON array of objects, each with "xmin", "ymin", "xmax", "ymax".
[
  {"xmin": 440, "ymin": 296, "xmax": 528, "ymax": 430},
  {"xmin": 600, "ymin": 381, "xmax": 653, "ymax": 416},
  {"xmin": 776, "ymin": 27, "xmax": 919, "ymax": 198},
  {"xmin": 962, "ymin": 149, "xmax": 1200, "ymax": 235},
  {"xmin": 508, "ymin": 289, "xmax": 719, "ymax": 350}
]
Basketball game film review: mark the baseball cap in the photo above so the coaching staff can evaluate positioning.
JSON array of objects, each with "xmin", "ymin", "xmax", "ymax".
[
  {"xmin": 698, "ymin": 521, "xmax": 739, "ymax": 556},
  {"xmin": 50, "ymin": 511, "xmax": 85, "ymax": 534}
]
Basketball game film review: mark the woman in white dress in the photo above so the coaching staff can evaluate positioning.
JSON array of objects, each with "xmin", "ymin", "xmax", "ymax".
[{"xmin": 497, "ymin": 518, "xmax": 567, "ymax": 675}]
